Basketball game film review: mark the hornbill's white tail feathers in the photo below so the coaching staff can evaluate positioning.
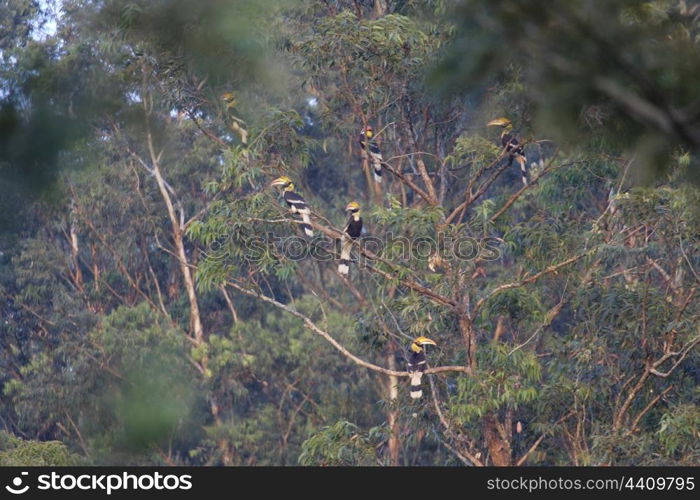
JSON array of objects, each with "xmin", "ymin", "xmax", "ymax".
[
  {"xmin": 359, "ymin": 126, "xmax": 384, "ymax": 183},
  {"xmin": 516, "ymin": 155, "xmax": 528, "ymax": 186},
  {"xmin": 300, "ymin": 211, "xmax": 313, "ymax": 237},
  {"xmin": 338, "ymin": 235, "xmax": 352, "ymax": 275},
  {"xmin": 271, "ymin": 176, "xmax": 314, "ymax": 237},
  {"xmin": 338, "ymin": 201, "xmax": 362, "ymax": 276},
  {"xmin": 372, "ymin": 159, "xmax": 383, "ymax": 183},
  {"xmin": 406, "ymin": 336, "xmax": 437, "ymax": 399},
  {"xmin": 410, "ymin": 371, "xmax": 424, "ymax": 399}
]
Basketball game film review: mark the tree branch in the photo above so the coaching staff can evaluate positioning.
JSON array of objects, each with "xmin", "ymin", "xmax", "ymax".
[
  {"xmin": 428, "ymin": 375, "xmax": 483, "ymax": 466},
  {"xmin": 226, "ymin": 280, "xmax": 471, "ymax": 377},
  {"xmin": 474, "ymin": 251, "xmax": 592, "ymax": 315},
  {"xmin": 489, "ymin": 159, "xmax": 569, "ymax": 223},
  {"xmin": 515, "ymin": 410, "xmax": 574, "ymax": 466},
  {"xmin": 627, "ymin": 385, "xmax": 673, "ymax": 435}
]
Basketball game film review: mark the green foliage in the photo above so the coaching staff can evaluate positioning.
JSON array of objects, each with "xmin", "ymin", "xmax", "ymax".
[
  {"xmin": 92, "ymin": 304, "xmax": 200, "ymax": 453},
  {"xmin": 480, "ymin": 288, "xmax": 544, "ymax": 325},
  {"xmin": 657, "ymin": 404, "xmax": 700, "ymax": 463},
  {"xmin": 0, "ymin": 431, "xmax": 80, "ymax": 466},
  {"xmin": 450, "ymin": 344, "xmax": 541, "ymax": 422},
  {"xmin": 1, "ymin": 0, "xmax": 699, "ymax": 468},
  {"xmin": 434, "ymin": 0, "xmax": 700, "ymax": 183},
  {"xmin": 298, "ymin": 421, "xmax": 386, "ymax": 466}
]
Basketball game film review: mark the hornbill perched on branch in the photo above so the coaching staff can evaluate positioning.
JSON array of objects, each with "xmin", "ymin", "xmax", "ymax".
[
  {"xmin": 487, "ymin": 117, "xmax": 528, "ymax": 186},
  {"xmin": 338, "ymin": 201, "xmax": 363, "ymax": 275},
  {"xmin": 359, "ymin": 125, "xmax": 384, "ymax": 183},
  {"xmin": 270, "ymin": 176, "xmax": 313, "ymax": 237},
  {"xmin": 407, "ymin": 336, "xmax": 437, "ymax": 399},
  {"xmin": 221, "ymin": 92, "xmax": 248, "ymax": 145}
]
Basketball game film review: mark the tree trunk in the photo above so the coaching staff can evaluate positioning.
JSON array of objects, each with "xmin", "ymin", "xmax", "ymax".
[
  {"xmin": 147, "ymin": 127, "xmax": 204, "ymax": 345},
  {"xmin": 493, "ymin": 315, "xmax": 506, "ymax": 343},
  {"xmin": 374, "ymin": 0, "xmax": 388, "ymax": 17},
  {"xmin": 458, "ymin": 312, "xmax": 477, "ymax": 368},
  {"xmin": 68, "ymin": 201, "xmax": 84, "ymax": 292},
  {"xmin": 387, "ymin": 352, "xmax": 400, "ymax": 465},
  {"xmin": 361, "ymin": 152, "xmax": 381, "ymax": 206},
  {"xmin": 484, "ymin": 413, "xmax": 512, "ymax": 466}
]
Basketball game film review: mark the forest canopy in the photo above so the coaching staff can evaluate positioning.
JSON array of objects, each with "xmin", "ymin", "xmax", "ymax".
[{"xmin": 0, "ymin": 0, "xmax": 699, "ymax": 466}]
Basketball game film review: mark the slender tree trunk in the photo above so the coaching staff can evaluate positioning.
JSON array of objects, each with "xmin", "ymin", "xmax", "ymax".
[
  {"xmin": 69, "ymin": 218, "xmax": 84, "ymax": 291},
  {"xmin": 458, "ymin": 312, "xmax": 477, "ymax": 368},
  {"xmin": 403, "ymin": 95, "xmax": 438, "ymax": 205},
  {"xmin": 374, "ymin": 0, "xmax": 388, "ymax": 17},
  {"xmin": 146, "ymin": 127, "xmax": 204, "ymax": 345},
  {"xmin": 484, "ymin": 413, "xmax": 512, "ymax": 466},
  {"xmin": 90, "ymin": 243, "xmax": 100, "ymax": 294},
  {"xmin": 210, "ymin": 397, "xmax": 234, "ymax": 465},
  {"xmin": 362, "ymin": 153, "xmax": 381, "ymax": 206},
  {"xmin": 493, "ymin": 315, "xmax": 506, "ymax": 343},
  {"xmin": 387, "ymin": 352, "xmax": 400, "ymax": 465}
]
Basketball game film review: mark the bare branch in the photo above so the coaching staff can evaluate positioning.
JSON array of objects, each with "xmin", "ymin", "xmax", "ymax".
[
  {"xmin": 628, "ymin": 385, "xmax": 673, "ymax": 435},
  {"xmin": 515, "ymin": 410, "xmax": 574, "ymax": 466},
  {"xmin": 509, "ymin": 288, "xmax": 567, "ymax": 355},
  {"xmin": 489, "ymin": 158, "xmax": 570, "ymax": 223},
  {"xmin": 226, "ymin": 280, "xmax": 471, "ymax": 377},
  {"xmin": 185, "ymin": 108, "xmax": 229, "ymax": 149},
  {"xmin": 474, "ymin": 251, "xmax": 592, "ymax": 315},
  {"xmin": 381, "ymin": 161, "xmax": 433, "ymax": 204},
  {"xmin": 428, "ymin": 375, "xmax": 483, "ymax": 466},
  {"xmin": 444, "ymin": 155, "xmax": 510, "ymax": 226},
  {"xmin": 649, "ymin": 334, "xmax": 700, "ymax": 378}
]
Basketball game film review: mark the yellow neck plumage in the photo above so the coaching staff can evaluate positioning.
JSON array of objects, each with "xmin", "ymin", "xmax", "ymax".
[
  {"xmin": 284, "ymin": 183, "xmax": 295, "ymax": 192},
  {"xmin": 352, "ymin": 211, "xmax": 360, "ymax": 221},
  {"xmin": 410, "ymin": 342, "xmax": 422, "ymax": 353}
]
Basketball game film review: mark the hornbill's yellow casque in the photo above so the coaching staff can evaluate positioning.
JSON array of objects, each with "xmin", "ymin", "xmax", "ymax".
[
  {"xmin": 270, "ymin": 176, "xmax": 313, "ymax": 237},
  {"xmin": 220, "ymin": 92, "xmax": 237, "ymax": 109},
  {"xmin": 359, "ymin": 125, "xmax": 384, "ymax": 183},
  {"xmin": 407, "ymin": 336, "xmax": 437, "ymax": 399},
  {"xmin": 338, "ymin": 201, "xmax": 363, "ymax": 275},
  {"xmin": 487, "ymin": 117, "xmax": 528, "ymax": 186}
]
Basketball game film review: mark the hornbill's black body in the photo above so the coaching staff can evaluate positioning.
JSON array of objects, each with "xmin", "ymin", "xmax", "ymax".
[
  {"xmin": 271, "ymin": 176, "xmax": 313, "ymax": 237},
  {"xmin": 488, "ymin": 118, "xmax": 528, "ymax": 186},
  {"xmin": 359, "ymin": 126, "xmax": 383, "ymax": 183},
  {"xmin": 338, "ymin": 202, "xmax": 362, "ymax": 275},
  {"xmin": 406, "ymin": 337, "xmax": 437, "ymax": 399}
]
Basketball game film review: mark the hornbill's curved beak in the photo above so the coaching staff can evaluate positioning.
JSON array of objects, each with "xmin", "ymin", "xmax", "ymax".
[
  {"xmin": 270, "ymin": 176, "xmax": 291, "ymax": 187},
  {"xmin": 487, "ymin": 117, "xmax": 512, "ymax": 127},
  {"xmin": 415, "ymin": 336, "xmax": 437, "ymax": 346}
]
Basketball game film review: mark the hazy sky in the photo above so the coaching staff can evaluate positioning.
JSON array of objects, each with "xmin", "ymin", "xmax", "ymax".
[{"xmin": 33, "ymin": 0, "xmax": 63, "ymax": 40}]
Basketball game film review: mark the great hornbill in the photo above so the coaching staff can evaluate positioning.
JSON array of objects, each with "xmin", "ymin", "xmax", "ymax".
[
  {"xmin": 487, "ymin": 117, "xmax": 528, "ymax": 186},
  {"xmin": 338, "ymin": 201, "xmax": 363, "ymax": 275},
  {"xmin": 406, "ymin": 336, "xmax": 437, "ymax": 399},
  {"xmin": 221, "ymin": 92, "xmax": 249, "ymax": 145},
  {"xmin": 359, "ymin": 125, "xmax": 384, "ymax": 183},
  {"xmin": 270, "ymin": 176, "xmax": 313, "ymax": 237}
]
